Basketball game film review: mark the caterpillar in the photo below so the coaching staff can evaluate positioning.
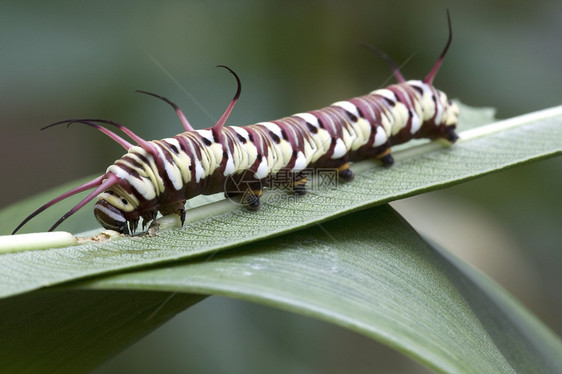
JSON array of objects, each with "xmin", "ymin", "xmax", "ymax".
[{"xmin": 13, "ymin": 13, "xmax": 459, "ymax": 236}]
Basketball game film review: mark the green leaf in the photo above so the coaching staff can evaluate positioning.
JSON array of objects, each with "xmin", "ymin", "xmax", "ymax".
[
  {"xmin": 0, "ymin": 104, "xmax": 560, "ymax": 373},
  {"xmin": 3, "ymin": 205, "xmax": 560, "ymax": 373},
  {"xmin": 81, "ymin": 205, "xmax": 561, "ymax": 373},
  {"xmin": 0, "ymin": 289, "xmax": 203, "ymax": 373},
  {"xmin": 0, "ymin": 104, "xmax": 560, "ymax": 298}
]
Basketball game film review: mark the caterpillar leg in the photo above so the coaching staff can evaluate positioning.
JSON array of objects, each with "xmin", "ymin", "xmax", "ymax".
[
  {"xmin": 282, "ymin": 170, "xmax": 308, "ymax": 195},
  {"xmin": 444, "ymin": 127, "xmax": 459, "ymax": 143},
  {"xmin": 179, "ymin": 208, "xmax": 186, "ymax": 226},
  {"xmin": 136, "ymin": 90, "xmax": 195, "ymax": 132},
  {"xmin": 376, "ymin": 149, "xmax": 394, "ymax": 168},
  {"xmin": 144, "ymin": 199, "xmax": 187, "ymax": 233},
  {"xmin": 242, "ymin": 188, "xmax": 263, "ymax": 211},
  {"xmin": 224, "ymin": 172, "xmax": 263, "ymax": 210},
  {"xmin": 128, "ymin": 219, "xmax": 140, "ymax": 235},
  {"xmin": 292, "ymin": 176, "xmax": 308, "ymax": 195},
  {"xmin": 337, "ymin": 162, "xmax": 354, "ymax": 181},
  {"xmin": 142, "ymin": 211, "xmax": 158, "ymax": 231}
]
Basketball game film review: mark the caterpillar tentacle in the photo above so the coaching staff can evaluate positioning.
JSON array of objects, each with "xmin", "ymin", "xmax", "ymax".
[
  {"xmin": 11, "ymin": 174, "xmax": 110, "ymax": 234},
  {"xmin": 136, "ymin": 90, "xmax": 195, "ymax": 132},
  {"xmin": 213, "ymin": 65, "xmax": 242, "ymax": 132},
  {"xmin": 43, "ymin": 120, "xmax": 133, "ymax": 150},
  {"xmin": 360, "ymin": 42, "xmax": 406, "ymax": 83},
  {"xmin": 50, "ymin": 174, "xmax": 121, "ymax": 232},
  {"xmin": 424, "ymin": 9, "xmax": 453, "ymax": 84},
  {"xmin": 13, "ymin": 13, "xmax": 460, "ymax": 235}
]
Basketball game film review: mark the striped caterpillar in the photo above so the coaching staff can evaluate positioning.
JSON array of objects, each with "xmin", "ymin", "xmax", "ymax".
[{"xmin": 13, "ymin": 14, "xmax": 459, "ymax": 235}]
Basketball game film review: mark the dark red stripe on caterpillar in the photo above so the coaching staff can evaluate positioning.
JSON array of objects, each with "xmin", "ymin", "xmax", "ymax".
[{"xmin": 13, "ymin": 12, "xmax": 459, "ymax": 235}]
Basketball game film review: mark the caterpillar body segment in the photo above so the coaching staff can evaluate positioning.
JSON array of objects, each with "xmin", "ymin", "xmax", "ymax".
[{"xmin": 13, "ymin": 14, "xmax": 459, "ymax": 235}]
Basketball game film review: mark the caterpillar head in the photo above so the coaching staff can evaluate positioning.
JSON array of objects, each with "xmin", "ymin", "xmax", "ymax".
[
  {"xmin": 94, "ymin": 187, "xmax": 140, "ymax": 234},
  {"xmin": 94, "ymin": 199, "xmax": 130, "ymax": 234}
]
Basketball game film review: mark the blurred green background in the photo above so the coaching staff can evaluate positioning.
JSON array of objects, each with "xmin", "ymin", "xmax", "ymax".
[{"xmin": 1, "ymin": 0, "xmax": 560, "ymax": 372}]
